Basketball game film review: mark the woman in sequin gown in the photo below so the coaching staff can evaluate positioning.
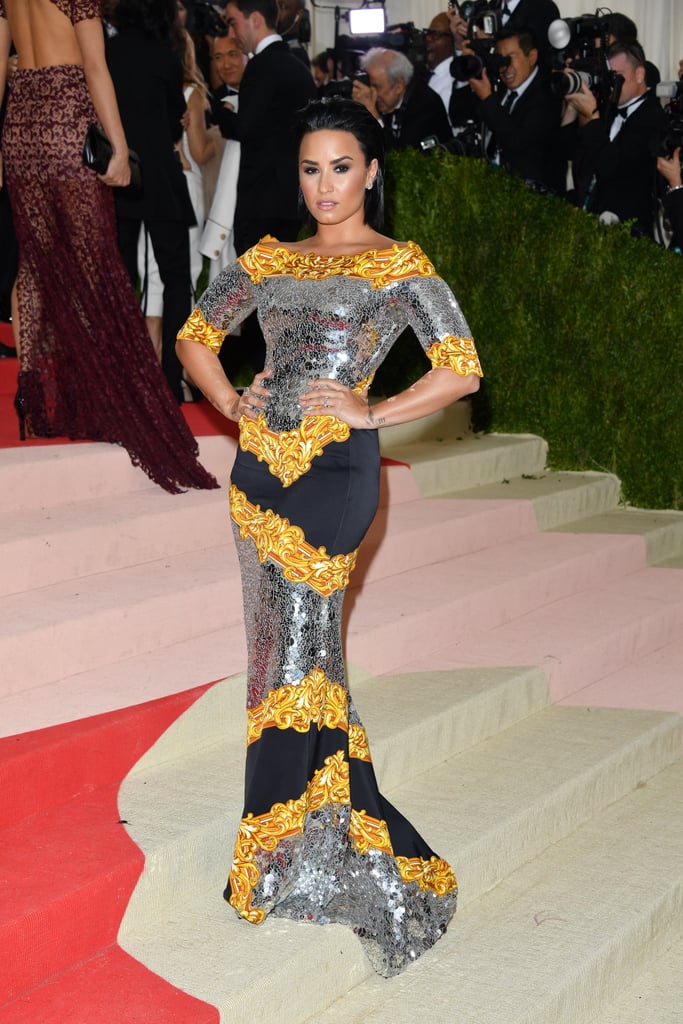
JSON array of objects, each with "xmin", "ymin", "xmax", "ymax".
[
  {"xmin": 0, "ymin": 0, "xmax": 216, "ymax": 493},
  {"xmin": 177, "ymin": 98, "xmax": 483, "ymax": 976}
]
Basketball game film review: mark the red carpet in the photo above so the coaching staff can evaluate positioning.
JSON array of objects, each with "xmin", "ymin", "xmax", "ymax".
[
  {"xmin": 0, "ymin": 355, "xmax": 237, "ymax": 449},
  {"xmin": 1, "ymin": 683, "xmax": 220, "ymax": 1020}
]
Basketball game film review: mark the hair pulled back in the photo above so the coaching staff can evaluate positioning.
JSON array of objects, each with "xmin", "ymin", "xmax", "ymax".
[{"xmin": 293, "ymin": 97, "xmax": 386, "ymax": 230}]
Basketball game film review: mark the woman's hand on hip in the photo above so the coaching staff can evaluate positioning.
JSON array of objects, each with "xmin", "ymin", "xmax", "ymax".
[
  {"xmin": 300, "ymin": 379, "xmax": 373, "ymax": 429},
  {"xmin": 231, "ymin": 370, "xmax": 272, "ymax": 422}
]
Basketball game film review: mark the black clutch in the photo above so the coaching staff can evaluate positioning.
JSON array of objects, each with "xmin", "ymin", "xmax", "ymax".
[{"xmin": 82, "ymin": 124, "xmax": 142, "ymax": 191}]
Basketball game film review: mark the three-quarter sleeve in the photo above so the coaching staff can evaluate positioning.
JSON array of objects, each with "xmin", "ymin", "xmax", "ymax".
[
  {"xmin": 177, "ymin": 260, "xmax": 257, "ymax": 355},
  {"xmin": 396, "ymin": 275, "xmax": 483, "ymax": 378}
]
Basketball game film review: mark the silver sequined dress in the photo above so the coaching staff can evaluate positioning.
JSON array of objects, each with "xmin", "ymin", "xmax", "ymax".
[{"xmin": 178, "ymin": 238, "xmax": 483, "ymax": 976}]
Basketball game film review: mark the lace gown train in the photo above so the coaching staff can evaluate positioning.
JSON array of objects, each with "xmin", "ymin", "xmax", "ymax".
[{"xmin": 1, "ymin": 56, "xmax": 217, "ymax": 493}]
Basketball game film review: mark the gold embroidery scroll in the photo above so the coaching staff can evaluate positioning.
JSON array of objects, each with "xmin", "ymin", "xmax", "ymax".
[
  {"xmin": 395, "ymin": 855, "xmax": 458, "ymax": 896},
  {"xmin": 239, "ymin": 414, "xmax": 350, "ymax": 487},
  {"xmin": 247, "ymin": 667, "xmax": 348, "ymax": 745},
  {"xmin": 348, "ymin": 724, "xmax": 371, "ymax": 762},
  {"xmin": 177, "ymin": 307, "xmax": 226, "ymax": 354},
  {"xmin": 228, "ymin": 751, "xmax": 351, "ymax": 923},
  {"xmin": 427, "ymin": 336, "xmax": 483, "ymax": 378},
  {"xmin": 239, "ymin": 239, "xmax": 438, "ymax": 289},
  {"xmin": 229, "ymin": 485, "xmax": 357, "ymax": 597},
  {"xmin": 349, "ymin": 809, "xmax": 394, "ymax": 857}
]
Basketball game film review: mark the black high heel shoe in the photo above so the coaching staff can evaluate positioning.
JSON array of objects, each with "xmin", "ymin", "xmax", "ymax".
[{"xmin": 14, "ymin": 388, "xmax": 25, "ymax": 441}]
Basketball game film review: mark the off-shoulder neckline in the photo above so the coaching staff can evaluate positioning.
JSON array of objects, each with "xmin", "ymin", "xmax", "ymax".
[{"xmin": 255, "ymin": 236, "xmax": 419, "ymax": 259}]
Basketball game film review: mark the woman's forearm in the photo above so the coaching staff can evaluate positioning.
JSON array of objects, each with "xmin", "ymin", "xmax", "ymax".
[
  {"xmin": 368, "ymin": 367, "xmax": 480, "ymax": 429},
  {"xmin": 176, "ymin": 337, "xmax": 241, "ymax": 420},
  {"xmin": 75, "ymin": 20, "xmax": 128, "ymax": 155}
]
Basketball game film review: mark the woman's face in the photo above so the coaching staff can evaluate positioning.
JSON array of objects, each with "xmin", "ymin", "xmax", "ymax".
[{"xmin": 299, "ymin": 129, "xmax": 377, "ymax": 227}]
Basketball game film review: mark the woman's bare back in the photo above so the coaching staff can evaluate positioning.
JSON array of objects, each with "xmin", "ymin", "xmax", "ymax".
[{"xmin": 5, "ymin": 0, "xmax": 87, "ymax": 70}]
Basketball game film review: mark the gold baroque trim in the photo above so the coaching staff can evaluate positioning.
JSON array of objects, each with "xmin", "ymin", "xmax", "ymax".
[
  {"xmin": 349, "ymin": 808, "xmax": 394, "ymax": 857},
  {"xmin": 395, "ymin": 855, "xmax": 458, "ymax": 896},
  {"xmin": 247, "ymin": 667, "xmax": 348, "ymax": 745},
  {"xmin": 228, "ymin": 751, "xmax": 350, "ymax": 923},
  {"xmin": 427, "ymin": 336, "xmax": 483, "ymax": 378},
  {"xmin": 229, "ymin": 484, "xmax": 357, "ymax": 597},
  {"xmin": 239, "ymin": 239, "xmax": 438, "ymax": 289},
  {"xmin": 348, "ymin": 724, "xmax": 371, "ymax": 762},
  {"xmin": 239, "ymin": 414, "xmax": 350, "ymax": 487},
  {"xmin": 177, "ymin": 307, "xmax": 226, "ymax": 354}
]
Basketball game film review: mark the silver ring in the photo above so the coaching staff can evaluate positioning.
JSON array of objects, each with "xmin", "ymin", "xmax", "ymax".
[{"xmin": 323, "ymin": 396, "xmax": 329, "ymax": 408}]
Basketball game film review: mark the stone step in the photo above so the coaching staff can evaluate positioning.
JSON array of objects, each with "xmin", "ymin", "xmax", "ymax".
[
  {"xmin": 348, "ymin": 529, "xmax": 645, "ymax": 676},
  {"xmin": 115, "ymin": 698, "xmax": 681, "ymax": 1024},
  {"xmin": 554, "ymin": 506, "xmax": 683, "ymax": 566},
  {"xmin": 380, "ymin": 432, "xmax": 549, "ymax": 496},
  {"xmin": 312, "ymin": 758, "xmax": 683, "ymax": 1024},
  {"xmin": 0, "ymin": 627, "xmax": 243, "ymax": 741},
  {"xmin": 400, "ymin": 566, "xmax": 683, "ymax": 704},
  {"xmin": 0, "ymin": 545, "xmax": 241, "ymax": 696},
  {"xmin": 0, "ymin": 435, "xmax": 236, "ymax": 514},
  {"xmin": 444, "ymin": 469, "xmax": 622, "ymax": 530},
  {"xmin": 377, "ymin": 400, "xmax": 472, "ymax": 448},
  {"xmin": 594, "ymin": 933, "xmax": 683, "ymax": 1024}
]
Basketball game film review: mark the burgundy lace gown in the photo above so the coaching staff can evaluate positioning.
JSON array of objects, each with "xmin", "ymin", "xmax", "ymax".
[{"xmin": 0, "ymin": 0, "xmax": 217, "ymax": 493}]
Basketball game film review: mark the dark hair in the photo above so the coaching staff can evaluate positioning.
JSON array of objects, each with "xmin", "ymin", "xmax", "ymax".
[
  {"xmin": 229, "ymin": 0, "xmax": 278, "ymax": 30},
  {"xmin": 116, "ymin": 0, "xmax": 180, "ymax": 41},
  {"xmin": 293, "ymin": 97, "xmax": 385, "ymax": 230},
  {"xmin": 607, "ymin": 40, "xmax": 646, "ymax": 69},
  {"xmin": 604, "ymin": 13, "xmax": 638, "ymax": 44},
  {"xmin": 496, "ymin": 26, "xmax": 538, "ymax": 56}
]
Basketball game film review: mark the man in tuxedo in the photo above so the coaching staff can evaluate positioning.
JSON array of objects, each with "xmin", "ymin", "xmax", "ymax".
[
  {"xmin": 214, "ymin": 0, "xmax": 316, "ymax": 255},
  {"xmin": 499, "ymin": 0, "xmax": 559, "ymax": 67},
  {"xmin": 469, "ymin": 27, "xmax": 565, "ymax": 193},
  {"xmin": 358, "ymin": 47, "xmax": 451, "ymax": 152},
  {"xmin": 658, "ymin": 146, "xmax": 683, "ymax": 250},
  {"xmin": 425, "ymin": 12, "xmax": 455, "ymax": 121},
  {"xmin": 276, "ymin": 0, "xmax": 310, "ymax": 68},
  {"xmin": 562, "ymin": 42, "xmax": 668, "ymax": 237}
]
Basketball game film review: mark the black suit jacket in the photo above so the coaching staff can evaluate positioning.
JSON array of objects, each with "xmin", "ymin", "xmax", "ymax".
[
  {"xmin": 664, "ymin": 188, "xmax": 683, "ymax": 249},
  {"xmin": 384, "ymin": 77, "xmax": 452, "ymax": 152},
  {"xmin": 212, "ymin": 41, "xmax": 316, "ymax": 224},
  {"xmin": 106, "ymin": 29, "xmax": 194, "ymax": 223},
  {"xmin": 569, "ymin": 92, "xmax": 668, "ymax": 236},
  {"xmin": 478, "ymin": 71, "xmax": 565, "ymax": 192},
  {"xmin": 503, "ymin": 0, "xmax": 560, "ymax": 66}
]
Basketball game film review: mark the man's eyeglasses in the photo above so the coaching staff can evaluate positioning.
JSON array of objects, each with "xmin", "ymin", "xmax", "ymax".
[{"xmin": 424, "ymin": 30, "xmax": 451, "ymax": 40}]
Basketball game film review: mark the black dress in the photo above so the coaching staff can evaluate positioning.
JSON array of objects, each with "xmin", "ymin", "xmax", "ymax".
[{"xmin": 178, "ymin": 238, "xmax": 483, "ymax": 975}]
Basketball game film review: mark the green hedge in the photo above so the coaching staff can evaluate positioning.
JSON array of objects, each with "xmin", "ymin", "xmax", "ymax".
[{"xmin": 381, "ymin": 148, "xmax": 683, "ymax": 510}]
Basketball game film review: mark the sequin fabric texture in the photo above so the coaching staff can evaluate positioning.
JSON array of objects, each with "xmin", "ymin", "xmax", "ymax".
[{"xmin": 179, "ymin": 239, "xmax": 482, "ymax": 976}]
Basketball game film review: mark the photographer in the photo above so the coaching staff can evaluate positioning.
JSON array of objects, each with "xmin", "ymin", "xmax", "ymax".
[
  {"xmin": 499, "ymin": 0, "xmax": 560, "ymax": 68},
  {"xmin": 468, "ymin": 27, "xmax": 565, "ymax": 193},
  {"xmin": 658, "ymin": 147, "xmax": 683, "ymax": 250},
  {"xmin": 357, "ymin": 47, "xmax": 451, "ymax": 152},
  {"xmin": 561, "ymin": 42, "xmax": 668, "ymax": 237}
]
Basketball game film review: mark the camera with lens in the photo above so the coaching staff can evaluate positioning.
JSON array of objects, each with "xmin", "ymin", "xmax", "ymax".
[
  {"xmin": 184, "ymin": 0, "xmax": 228, "ymax": 38},
  {"xmin": 451, "ymin": 44, "xmax": 510, "ymax": 83},
  {"xmin": 455, "ymin": 1, "xmax": 502, "ymax": 40},
  {"xmin": 657, "ymin": 80, "xmax": 683, "ymax": 161},
  {"xmin": 547, "ymin": 12, "xmax": 617, "ymax": 113}
]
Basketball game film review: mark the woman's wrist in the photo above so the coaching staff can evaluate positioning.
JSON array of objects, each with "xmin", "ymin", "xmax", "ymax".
[{"xmin": 667, "ymin": 182, "xmax": 683, "ymax": 194}]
